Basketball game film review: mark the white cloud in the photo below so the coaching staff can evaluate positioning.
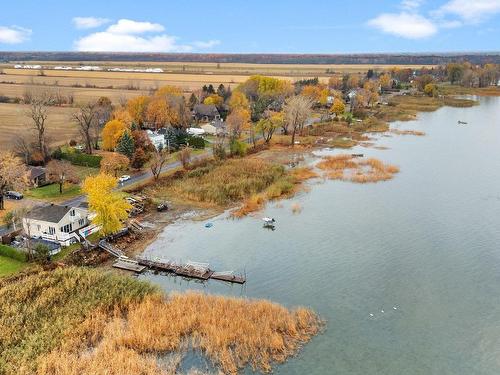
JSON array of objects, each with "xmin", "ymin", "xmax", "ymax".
[
  {"xmin": 436, "ymin": 0, "xmax": 500, "ymax": 23},
  {"xmin": 192, "ymin": 40, "xmax": 221, "ymax": 49},
  {"xmin": 106, "ymin": 19, "xmax": 164, "ymax": 34},
  {"xmin": 74, "ymin": 19, "xmax": 219, "ymax": 52},
  {"xmin": 368, "ymin": 12, "xmax": 437, "ymax": 39},
  {"xmin": 401, "ymin": 0, "xmax": 424, "ymax": 10},
  {"xmin": 73, "ymin": 17, "xmax": 111, "ymax": 29},
  {"xmin": 0, "ymin": 26, "xmax": 31, "ymax": 44}
]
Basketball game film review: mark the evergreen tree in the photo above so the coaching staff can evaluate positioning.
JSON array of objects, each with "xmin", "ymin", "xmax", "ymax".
[
  {"xmin": 189, "ymin": 93, "xmax": 198, "ymax": 109},
  {"xmin": 217, "ymin": 84, "xmax": 226, "ymax": 99},
  {"xmin": 116, "ymin": 131, "xmax": 135, "ymax": 158},
  {"xmin": 131, "ymin": 122, "xmax": 138, "ymax": 131},
  {"xmin": 207, "ymin": 84, "xmax": 215, "ymax": 94}
]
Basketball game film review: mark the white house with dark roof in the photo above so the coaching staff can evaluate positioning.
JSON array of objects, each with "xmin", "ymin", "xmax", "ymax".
[{"xmin": 22, "ymin": 204, "xmax": 97, "ymax": 246}]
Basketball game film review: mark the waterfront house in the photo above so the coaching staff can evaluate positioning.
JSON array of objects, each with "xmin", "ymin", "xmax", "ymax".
[
  {"xmin": 22, "ymin": 204, "xmax": 97, "ymax": 246},
  {"xmin": 193, "ymin": 104, "xmax": 220, "ymax": 122}
]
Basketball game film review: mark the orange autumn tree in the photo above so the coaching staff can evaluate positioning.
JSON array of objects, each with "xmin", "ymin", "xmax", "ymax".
[
  {"xmin": 112, "ymin": 107, "xmax": 133, "ymax": 127},
  {"xmin": 145, "ymin": 97, "xmax": 172, "ymax": 129},
  {"xmin": 102, "ymin": 119, "xmax": 127, "ymax": 151},
  {"xmin": 127, "ymin": 96, "xmax": 149, "ymax": 126},
  {"xmin": 100, "ymin": 152, "xmax": 130, "ymax": 177}
]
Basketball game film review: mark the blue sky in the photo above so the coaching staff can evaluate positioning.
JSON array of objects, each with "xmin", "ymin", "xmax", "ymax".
[{"xmin": 0, "ymin": 0, "xmax": 499, "ymax": 53}]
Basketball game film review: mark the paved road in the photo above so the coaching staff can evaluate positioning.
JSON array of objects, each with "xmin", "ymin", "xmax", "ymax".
[{"xmin": 61, "ymin": 150, "xmax": 213, "ymax": 207}]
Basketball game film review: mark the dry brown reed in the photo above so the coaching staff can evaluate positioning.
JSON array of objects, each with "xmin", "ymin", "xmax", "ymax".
[
  {"xmin": 291, "ymin": 202, "xmax": 303, "ymax": 214},
  {"xmin": 317, "ymin": 154, "xmax": 399, "ymax": 183},
  {"xmin": 390, "ymin": 129, "xmax": 426, "ymax": 136},
  {"xmin": 38, "ymin": 292, "xmax": 322, "ymax": 375}
]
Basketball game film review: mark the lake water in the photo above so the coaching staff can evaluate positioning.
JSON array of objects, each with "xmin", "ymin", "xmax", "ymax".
[{"xmin": 140, "ymin": 96, "xmax": 500, "ymax": 375}]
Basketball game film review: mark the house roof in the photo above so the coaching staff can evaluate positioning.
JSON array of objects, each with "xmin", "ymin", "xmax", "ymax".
[
  {"xmin": 28, "ymin": 166, "xmax": 46, "ymax": 180},
  {"xmin": 25, "ymin": 204, "xmax": 72, "ymax": 223},
  {"xmin": 193, "ymin": 104, "xmax": 219, "ymax": 117}
]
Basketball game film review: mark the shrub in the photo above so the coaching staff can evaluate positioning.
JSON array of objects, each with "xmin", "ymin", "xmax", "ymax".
[
  {"xmin": 69, "ymin": 139, "xmax": 77, "ymax": 147},
  {"xmin": 213, "ymin": 142, "xmax": 226, "ymax": 160},
  {"xmin": 61, "ymin": 151, "xmax": 102, "ymax": 168},
  {"xmin": 186, "ymin": 135, "xmax": 205, "ymax": 149},
  {"xmin": 51, "ymin": 147, "xmax": 63, "ymax": 160},
  {"xmin": 33, "ymin": 244, "xmax": 51, "ymax": 263},
  {"xmin": 229, "ymin": 140, "xmax": 247, "ymax": 157},
  {"xmin": 0, "ymin": 244, "xmax": 27, "ymax": 262}
]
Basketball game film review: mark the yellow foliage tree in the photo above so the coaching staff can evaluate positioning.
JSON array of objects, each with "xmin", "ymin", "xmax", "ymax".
[
  {"xmin": 127, "ymin": 96, "xmax": 149, "ymax": 125},
  {"xmin": 379, "ymin": 73, "xmax": 392, "ymax": 90},
  {"xmin": 228, "ymin": 91, "xmax": 250, "ymax": 111},
  {"xmin": 330, "ymin": 98, "xmax": 346, "ymax": 117},
  {"xmin": 82, "ymin": 174, "xmax": 131, "ymax": 236},
  {"xmin": 203, "ymin": 94, "xmax": 224, "ymax": 107},
  {"xmin": 102, "ymin": 120, "xmax": 127, "ymax": 151}
]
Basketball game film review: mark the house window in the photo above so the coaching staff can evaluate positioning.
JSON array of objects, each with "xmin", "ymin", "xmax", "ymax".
[
  {"xmin": 37, "ymin": 225, "xmax": 41, "ymax": 231},
  {"xmin": 48, "ymin": 227, "xmax": 55, "ymax": 235},
  {"xmin": 70, "ymin": 210, "xmax": 75, "ymax": 217},
  {"xmin": 60, "ymin": 224, "xmax": 73, "ymax": 233},
  {"xmin": 78, "ymin": 219, "xmax": 85, "ymax": 227}
]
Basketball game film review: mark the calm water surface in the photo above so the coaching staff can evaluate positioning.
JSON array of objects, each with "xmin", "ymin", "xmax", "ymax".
[{"xmin": 140, "ymin": 96, "xmax": 500, "ymax": 374}]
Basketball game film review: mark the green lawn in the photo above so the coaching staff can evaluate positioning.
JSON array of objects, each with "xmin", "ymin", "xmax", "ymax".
[
  {"xmin": 73, "ymin": 165, "xmax": 100, "ymax": 180},
  {"xmin": 0, "ymin": 255, "xmax": 26, "ymax": 277},
  {"xmin": 25, "ymin": 183, "xmax": 81, "ymax": 201}
]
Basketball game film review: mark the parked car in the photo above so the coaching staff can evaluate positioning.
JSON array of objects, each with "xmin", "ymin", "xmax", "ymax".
[
  {"xmin": 118, "ymin": 175, "xmax": 131, "ymax": 183},
  {"xmin": 157, "ymin": 202, "xmax": 169, "ymax": 212},
  {"xmin": 5, "ymin": 191, "xmax": 23, "ymax": 200}
]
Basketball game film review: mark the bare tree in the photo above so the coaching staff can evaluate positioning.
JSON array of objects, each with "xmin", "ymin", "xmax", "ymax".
[
  {"xmin": 24, "ymin": 89, "xmax": 54, "ymax": 163},
  {"xmin": 150, "ymin": 148, "xmax": 169, "ymax": 180},
  {"xmin": 46, "ymin": 160, "xmax": 79, "ymax": 194},
  {"xmin": 283, "ymin": 96, "xmax": 313, "ymax": 147},
  {"xmin": 0, "ymin": 152, "xmax": 29, "ymax": 210},
  {"xmin": 73, "ymin": 103, "xmax": 97, "ymax": 154},
  {"xmin": 13, "ymin": 134, "xmax": 34, "ymax": 165},
  {"xmin": 93, "ymin": 97, "xmax": 113, "ymax": 149}
]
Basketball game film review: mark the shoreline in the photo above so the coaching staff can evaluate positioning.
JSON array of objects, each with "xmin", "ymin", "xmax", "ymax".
[{"xmin": 108, "ymin": 91, "xmax": 492, "ymax": 263}]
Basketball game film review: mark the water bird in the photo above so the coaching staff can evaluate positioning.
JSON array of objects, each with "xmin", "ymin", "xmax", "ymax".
[
  {"xmin": 381, "ymin": 310, "xmax": 385, "ymax": 313},
  {"xmin": 458, "ymin": 120, "xmax": 468, "ymax": 125},
  {"xmin": 393, "ymin": 306, "xmax": 398, "ymax": 310},
  {"xmin": 205, "ymin": 222, "xmax": 213, "ymax": 228},
  {"xmin": 369, "ymin": 313, "xmax": 374, "ymax": 317}
]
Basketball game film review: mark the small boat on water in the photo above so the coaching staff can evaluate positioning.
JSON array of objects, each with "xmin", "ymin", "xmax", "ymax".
[
  {"xmin": 458, "ymin": 120, "xmax": 468, "ymax": 125},
  {"xmin": 262, "ymin": 217, "xmax": 276, "ymax": 224}
]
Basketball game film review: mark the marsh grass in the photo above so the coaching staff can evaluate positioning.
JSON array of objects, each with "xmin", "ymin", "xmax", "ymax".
[
  {"xmin": 317, "ymin": 154, "xmax": 399, "ymax": 183},
  {"xmin": 37, "ymin": 292, "xmax": 321, "ymax": 375},
  {"xmin": 232, "ymin": 167, "xmax": 317, "ymax": 217},
  {"xmin": 0, "ymin": 267, "xmax": 158, "ymax": 375},
  {"xmin": 0, "ymin": 268, "xmax": 321, "ymax": 375},
  {"xmin": 147, "ymin": 159, "xmax": 286, "ymax": 207}
]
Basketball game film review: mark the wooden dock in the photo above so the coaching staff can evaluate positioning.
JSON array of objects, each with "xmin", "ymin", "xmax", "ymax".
[
  {"xmin": 113, "ymin": 257, "xmax": 146, "ymax": 273},
  {"xmin": 137, "ymin": 256, "xmax": 246, "ymax": 284},
  {"xmin": 100, "ymin": 239, "xmax": 245, "ymax": 283}
]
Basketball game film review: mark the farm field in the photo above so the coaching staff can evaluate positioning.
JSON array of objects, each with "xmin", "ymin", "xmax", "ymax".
[{"xmin": 0, "ymin": 103, "xmax": 79, "ymax": 150}]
